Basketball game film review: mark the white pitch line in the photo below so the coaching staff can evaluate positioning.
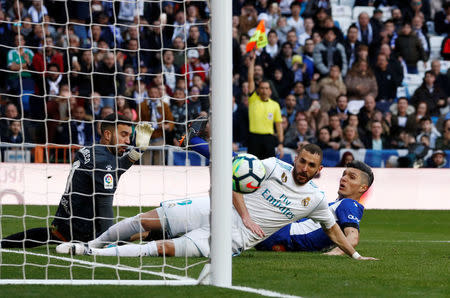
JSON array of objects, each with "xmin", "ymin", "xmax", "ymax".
[
  {"xmin": 228, "ymin": 285, "xmax": 302, "ymax": 298},
  {"xmin": 0, "ymin": 248, "xmax": 197, "ymax": 282}
]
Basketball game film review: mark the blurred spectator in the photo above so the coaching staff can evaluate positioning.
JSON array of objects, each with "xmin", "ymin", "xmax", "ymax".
[
  {"xmin": 345, "ymin": 113, "xmax": 366, "ymax": 141},
  {"xmin": 353, "ymin": 12, "xmax": 380, "ymax": 47},
  {"xmin": 45, "ymin": 63, "xmax": 67, "ymax": 96},
  {"xmin": 411, "ymin": 71, "xmax": 446, "ymax": 116},
  {"xmin": 390, "ymin": 97, "xmax": 417, "ymax": 137},
  {"xmin": 441, "ymin": 36, "xmax": 450, "ymax": 60},
  {"xmin": 358, "ymin": 95, "xmax": 378, "ymax": 136},
  {"xmin": 187, "ymin": 86, "xmax": 207, "ymax": 120},
  {"xmin": 0, "ymin": 102, "xmax": 20, "ymax": 137},
  {"xmin": 310, "ymin": 65, "xmax": 346, "ymax": 113},
  {"xmin": 345, "ymin": 60, "xmax": 378, "ymax": 102},
  {"xmin": 424, "ymin": 150, "xmax": 448, "ymax": 168},
  {"xmin": 331, "ymin": 94, "xmax": 349, "ymax": 125},
  {"xmin": 363, "ymin": 120, "xmax": 390, "ymax": 150},
  {"xmin": 286, "ymin": 29, "xmax": 301, "ymax": 54},
  {"xmin": 403, "ymin": 0, "xmax": 431, "ymax": 23},
  {"xmin": 71, "ymin": 50, "xmax": 94, "ymax": 97},
  {"xmin": 374, "ymin": 53, "xmax": 403, "ymax": 110},
  {"xmin": 275, "ymin": 16, "xmax": 289, "ymax": 45},
  {"xmin": 28, "ymin": 0, "xmax": 48, "ymax": 23},
  {"xmin": 343, "ymin": 25, "xmax": 362, "ymax": 69},
  {"xmin": 430, "ymin": 60, "xmax": 450, "ymax": 97},
  {"xmin": 239, "ymin": 2, "xmax": 258, "ymax": 34},
  {"xmin": 60, "ymin": 105, "xmax": 93, "ymax": 146},
  {"xmin": 316, "ymin": 127, "xmax": 339, "ymax": 150},
  {"xmin": 181, "ymin": 49, "xmax": 206, "ymax": 88},
  {"xmin": 414, "ymin": 101, "xmax": 431, "ymax": 125},
  {"xmin": 326, "ymin": 113, "xmax": 343, "ymax": 143},
  {"xmin": 416, "ymin": 116, "xmax": 441, "ymax": 148},
  {"xmin": 122, "ymin": 39, "xmax": 140, "ymax": 73},
  {"xmin": 1, "ymin": 119, "xmax": 23, "ymax": 144},
  {"xmin": 301, "ymin": 38, "xmax": 315, "ymax": 81},
  {"xmin": 306, "ymin": 100, "xmax": 328, "ymax": 133},
  {"xmin": 411, "ymin": 16, "xmax": 430, "ymax": 58},
  {"xmin": 272, "ymin": 68, "xmax": 291, "ymax": 100},
  {"xmin": 284, "ymin": 119, "xmax": 316, "ymax": 150},
  {"xmin": 394, "ymin": 23, "xmax": 426, "ymax": 74},
  {"xmin": 265, "ymin": 30, "xmax": 280, "ymax": 59},
  {"xmin": 292, "ymin": 81, "xmax": 313, "ymax": 112},
  {"xmin": 313, "ymin": 28, "xmax": 347, "ymax": 77},
  {"xmin": 287, "ymin": 2, "xmax": 304, "ymax": 35},
  {"xmin": 6, "ymin": 34, "xmax": 34, "ymax": 94},
  {"xmin": 435, "ymin": 119, "xmax": 450, "ymax": 150},
  {"xmin": 7, "ymin": 1, "xmax": 28, "ymax": 20},
  {"xmin": 138, "ymin": 86, "xmax": 174, "ymax": 165},
  {"xmin": 303, "ymin": 0, "xmax": 331, "ymax": 18},
  {"xmin": 162, "ymin": 50, "xmax": 178, "ymax": 94},
  {"xmin": 298, "ymin": 17, "xmax": 314, "ymax": 46},
  {"xmin": 378, "ymin": 44, "xmax": 404, "ymax": 84},
  {"xmin": 273, "ymin": 42, "xmax": 295, "ymax": 89},
  {"xmin": 171, "ymin": 88, "xmax": 188, "ymax": 144},
  {"xmin": 340, "ymin": 125, "xmax": 365, "ymax": 149},
  {"xmin": 336, "ymin": 151, "xmax": 355, "ymax": 167},
  {"xmin": 281, "ymin": 94, "xmax": 298, "ymax": 125},
  {"xmin": 32, "ymin": 36, "xmax": 64, "ymax": 95},
  {"xmin": 93, "ymin": 52, "xmax": 124, "ymax": 102},
  {"xmin": 434, "ymin": 1, "xmax": 450, "ymax": 35}
]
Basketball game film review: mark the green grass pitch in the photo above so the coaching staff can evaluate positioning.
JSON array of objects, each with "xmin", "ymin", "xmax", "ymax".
[{"xmin": 1, "ymin": 205, "xmax": 449, "ymax": 297}]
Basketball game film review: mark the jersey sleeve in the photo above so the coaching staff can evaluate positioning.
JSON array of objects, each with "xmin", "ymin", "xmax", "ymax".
[
  {"xmin": 335, "ymin": 199, "xmax": 363, "ymax": 230},
  {"xmin": 261, "ymin": 157, "xmax": 278, "ymax": 180},
  {"xmin": 308, "ymin": 191, "xmax": 336, "ymax": 230},
  {"xmin": 273, "ymin": 101, "xmax": 282, "ymax": 123}
]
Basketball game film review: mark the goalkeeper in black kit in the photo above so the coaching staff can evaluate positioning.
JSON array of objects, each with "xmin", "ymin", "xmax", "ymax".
[{"xmin": 1, "ymin": 114, "xmax": 154, "ymax": 248}]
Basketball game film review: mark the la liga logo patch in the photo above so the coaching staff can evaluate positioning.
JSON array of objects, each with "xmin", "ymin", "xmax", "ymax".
[{"xmin": 104, "ymin": 173, "xmax": 114, "ymax": 189}]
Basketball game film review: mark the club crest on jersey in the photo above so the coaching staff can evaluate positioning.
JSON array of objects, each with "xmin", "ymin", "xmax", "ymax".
[
  {"xmin": 104, "ymin": 174, "xmax": 114, "ymax": 189},
  {"xmin": 301, "ymin": 197, "xmax": 310, "ymax": 207},
  {"xmin": 281, "ymin": 172, "xmax": 288, "ymax": 183}
]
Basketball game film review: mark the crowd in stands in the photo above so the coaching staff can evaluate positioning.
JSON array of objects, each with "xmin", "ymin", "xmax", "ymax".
[{"xmin": 0, "ymin": 0, "xmax": 449, "ymax": 168}]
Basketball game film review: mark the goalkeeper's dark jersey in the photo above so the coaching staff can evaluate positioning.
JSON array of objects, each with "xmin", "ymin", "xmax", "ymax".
[{"xmin": 52, "ymin": 146, "xmax": 133, "ymax": 241}]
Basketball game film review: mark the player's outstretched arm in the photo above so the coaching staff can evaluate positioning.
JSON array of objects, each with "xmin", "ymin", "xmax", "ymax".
[
  {"xmin": 232, "ymin": 191, "xmax": 265, "ymax": 238},
  {"xmin": 324, "ymin": 224, "xmax": 378, "ymax": 260},
  {"xmin": 324, "ymin": 227, "xmax": 359, "ymax": 256},
  {"xmin": 128, "ymin": 122, "xmax": 154, "ymax": 162}
]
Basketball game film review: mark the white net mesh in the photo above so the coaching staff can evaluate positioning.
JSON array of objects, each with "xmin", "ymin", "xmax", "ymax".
[{"xmin": 0, "ymin": 0, "xmax": 213, "ymax": 284}]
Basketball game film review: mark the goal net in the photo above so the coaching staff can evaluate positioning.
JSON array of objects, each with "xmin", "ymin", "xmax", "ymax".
[{"xmin": 0, "ymin": 0, "xmax": 232, "ymax": 286}]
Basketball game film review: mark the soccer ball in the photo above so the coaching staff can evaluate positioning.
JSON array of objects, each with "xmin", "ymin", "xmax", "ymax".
[{"xmin": 232, "ymin": 153, "xmax": 266, "ymax": 193}]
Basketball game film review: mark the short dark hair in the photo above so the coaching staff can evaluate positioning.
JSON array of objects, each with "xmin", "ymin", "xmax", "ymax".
[
  {"xmin": 298, "ymin": 143, "xmax": 323, "ymax": 162},
  {"xmin": 100, "ymin": 113, "xmax": 131, "ymax": 134},
  {"xmin": 347, "ymin": 160, "xmax": 374, "ymax": 187}
]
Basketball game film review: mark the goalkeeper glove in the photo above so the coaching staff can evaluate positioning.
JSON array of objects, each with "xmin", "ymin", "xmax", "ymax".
[{"xmin": 128, "ymin": 122, "xmax": 154, "ymax": 161}]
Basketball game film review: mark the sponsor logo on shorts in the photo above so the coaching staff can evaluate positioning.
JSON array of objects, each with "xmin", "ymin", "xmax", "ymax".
[{"xmin": 104, "ymin": 174, "xmax": 114, "ymax": 189}]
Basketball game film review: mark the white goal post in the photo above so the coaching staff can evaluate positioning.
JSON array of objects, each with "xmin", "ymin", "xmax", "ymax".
[{"xmin": 0, "ymin": 0, "xmax": 232, "ymax": 287}]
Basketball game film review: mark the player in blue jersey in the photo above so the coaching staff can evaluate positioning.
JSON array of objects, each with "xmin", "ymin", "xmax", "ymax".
[
  {"xmin": 1, "ymin": 114, "xmax": 153, "ymax": 248},
  {"xmin": 255, "ymin": 160, "xmax": 372, "ymax": 255}
]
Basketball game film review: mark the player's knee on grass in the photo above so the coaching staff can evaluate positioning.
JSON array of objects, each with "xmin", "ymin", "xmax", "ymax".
[
  {"xmin": 171, "ymin": 237, "xmax": 202, "ymax": 257},
  {"xmin": 140, "ymin": 209, "xmax": 163, "ymax": 231}
]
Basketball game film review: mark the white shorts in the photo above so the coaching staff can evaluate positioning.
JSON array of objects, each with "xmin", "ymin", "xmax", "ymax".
[
  {"xmin": 157, "ymin": 197, "xmax": 247, "ymax": 257},
  {"xmin": 157, "ymin": 197, "xmax": 210, "ymax": 238}
]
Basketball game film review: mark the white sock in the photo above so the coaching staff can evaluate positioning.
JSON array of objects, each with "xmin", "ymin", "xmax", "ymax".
[
  {"xmin": 90, "ymin": 241, "xmax": 158, "ymax": 257},
  {"xmin": 88, "ymin": 214, "xmax": 144, "ymax": 248}
]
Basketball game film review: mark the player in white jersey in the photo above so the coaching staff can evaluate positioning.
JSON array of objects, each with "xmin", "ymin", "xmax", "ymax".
[{"xmin": 56, "ymin": 144, "xmax": 377, "ymax": 260}]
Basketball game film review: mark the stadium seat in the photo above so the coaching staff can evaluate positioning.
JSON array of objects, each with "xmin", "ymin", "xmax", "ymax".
[
  {"xmin": 334, "ymin": 17, "xmax": 352, "ymax": 34},
  {"xmin": 417, "ymin": 60, "xmax": 430, "ymax": 73},
  {"xmin": 404, "ymin": 74, "xmax": 423, "ymax": 95},
  {"xmin": 379, "ymin": 6, "xmax": 392, "ymax": 22},
  {"xmin": 332, "ymin": 5, "xmax": 352, "ymax": 18},
  {"xmin": 338, "ymin": 0, "xmax": 355, "ymax": 7},
  {"xmin": 430, "ymin": 36, "xmax": 445, "ymax": 60},
  {"xmin": 440, "ymin": 60, "xmax": 450, "ymax": 73},
  {"xmin": 352, "ymin": 6, "xmax": 375, "ymax": 22}
]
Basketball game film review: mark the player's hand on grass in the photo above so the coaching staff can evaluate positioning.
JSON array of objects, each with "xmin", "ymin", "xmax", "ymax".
[
  {"xmin": 135, "ymin": 122, "xmax": 154, "ymax": 150},
  {"xmin": 242, "ymin": 216, "xmax": 265, "ymax": 238}
]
